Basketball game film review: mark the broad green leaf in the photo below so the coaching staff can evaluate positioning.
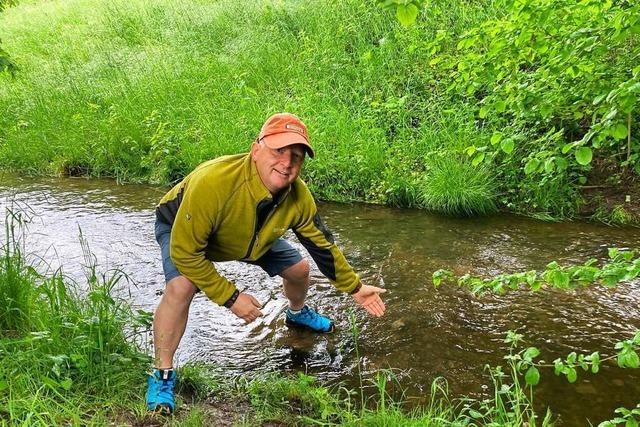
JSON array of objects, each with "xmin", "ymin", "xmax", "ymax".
[
  {"xmin": 472, "ymin": 152, "xmax": 485, "ymax": 167},
  {"xmin": 525, "ymin": 366, "xmax": 540, "ymax": 386},
  {"xmin": 627, "ymin": 351, "xmax": 640, "ymax": 368},
  {"xmin": 495, "ymin": 100, "xmax": 506, "ymax": 113},
  {"xmin": 524, "ymin": 158, "xmax": 540, "ymax": 174},
  {"xmin": 553, "ymin": 359, "xmax": 564, "ymax": 375},
  {"xmin": 578, "ymin": 176, "xmax": 587, "ymax": 185},
  {"xmin": 491, "ymin": 132, "xmax": 503, "ymax": 145},
  {"xmin": 60, "ymin": 378, "xmax": 73, "ymax": 391},
  {"xmin": 562, "ymin": 143, "xmax": 575, "ymax": 154},
  {"xmin": 469, "ymin": 409, "xmax": 483, "ymax": 419},
  {"xmin": 626, "ymin": 417, "xmax": 639, "ymax": 427},
  {"xmin": 396, "ymin": 4, "xmax": 419, "ymax": 27},
  {"xmin": 590, "ymin": 352, "xmax": 601, "ymax": 374},
  {"xmin": 523, "ymin": 347, "xmax": 541, "ymax": 360},
  {"xmin": 566, "ymin": 367, "xmax": 578, "ymax": 383},
  {"xmin": 556, "ymin": 157, "xmax": 569, "ymax": 172},
  {"xmin": 501, "ymin": 138, "xmax": 515, "ymax": 154},
  {"xmin": 575, "ymin": 147, "xmax": 593, "ymax": 165},
  {"xmin": 479, "ymin": 106, "xmax": 488, "ymax": 118},
  {"xmin": 612, "ymin": 123, "xmax": 628, "ymax": 140}
]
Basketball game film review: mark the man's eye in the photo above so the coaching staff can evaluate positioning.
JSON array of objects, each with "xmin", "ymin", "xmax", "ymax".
[{"xmin": 276, "ymin": 148, "xmax": 286, "ymax": 154}]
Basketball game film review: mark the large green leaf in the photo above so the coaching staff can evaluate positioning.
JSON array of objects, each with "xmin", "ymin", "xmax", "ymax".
[
  {"xmin": 396, "ymin": 4, "xmax": 419, "ymax": 27},
  {"xmin": 501, "ymin": 138, "xmax": 515, "ymax": 154},
  {"xmin": 525, "ymin": 366, "xmax": 540, "ymax": 386},
  {"xmin": 524, "ymin": 158, "xmax": 540, "ymax": 174},
  {"xmin": 575, "ymin": 147, "xmax": 593, "ymax": 165},
  {"xmin": 612, "ymin": 123, "xmax": 628, "ymax": 140}
]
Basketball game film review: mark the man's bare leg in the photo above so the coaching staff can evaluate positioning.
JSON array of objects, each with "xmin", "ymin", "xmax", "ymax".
[
  {"xmin": 281, "ymin": 259, "xmax": 310, "ymax": 310},
  {"xmin": 153, "ymin": 276, "xmax": 198, "ymax": 369}
]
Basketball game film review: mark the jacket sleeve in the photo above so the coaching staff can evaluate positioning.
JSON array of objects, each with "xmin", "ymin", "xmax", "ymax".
[
  {"xmin": 169, "ymin": 172, "xmax": 237, "ymax": 305},
  {"xmin": 292, "ymin": 190, "xmax": 360, "ymax": 294}
]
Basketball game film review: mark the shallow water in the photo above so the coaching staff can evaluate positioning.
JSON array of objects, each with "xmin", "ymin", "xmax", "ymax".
[{"xmin": 1, "ymin": 174, "xmax": 639, "ymax": 425}]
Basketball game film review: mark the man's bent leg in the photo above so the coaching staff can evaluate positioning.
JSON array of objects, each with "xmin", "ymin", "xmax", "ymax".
[
  {"xmin": 281, "ymin": 259, "xmax": 310, "ymax": 311},
  {"xmin": 147, "ymin": 275, "xmax": 197, "ymax": 413},
  {"xmin": 153, "ymin": 275, "xmax": 198, "ymax": 368}
]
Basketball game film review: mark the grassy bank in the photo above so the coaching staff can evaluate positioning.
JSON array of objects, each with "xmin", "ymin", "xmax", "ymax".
[{"xmin": 1, "ymin": 0, "xmax": 637, "ymax": 219}]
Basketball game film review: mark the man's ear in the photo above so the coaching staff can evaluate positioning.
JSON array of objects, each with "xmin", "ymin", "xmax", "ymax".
[{"xmin": 250, "ymin": 141, "xmax": 260, "ymax": 160}]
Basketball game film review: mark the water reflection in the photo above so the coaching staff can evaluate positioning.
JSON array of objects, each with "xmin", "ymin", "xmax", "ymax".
[{"xmin": 1, "ymin": 174, "xmax": 639, "ymax": 425}]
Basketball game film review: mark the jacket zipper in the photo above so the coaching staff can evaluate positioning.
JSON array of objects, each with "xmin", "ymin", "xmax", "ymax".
[{"xmin": 242, "ymin": 200, "xmax": 279, "ymax": 260}]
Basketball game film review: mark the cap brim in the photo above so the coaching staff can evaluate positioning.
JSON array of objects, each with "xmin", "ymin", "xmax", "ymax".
[{"xmin": 262, "ymin": 132, "xmax": 315, "ymax": 158}]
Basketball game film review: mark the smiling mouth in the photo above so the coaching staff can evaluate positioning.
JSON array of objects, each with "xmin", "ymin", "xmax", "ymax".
[{"xmin": 274, "ymin": 169, "xmax": 289, "ymax": 177}]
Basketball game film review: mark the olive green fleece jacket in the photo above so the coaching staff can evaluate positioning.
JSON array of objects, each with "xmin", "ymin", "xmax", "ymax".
[{"xmin": 155, "ymin": 153, "xmax": 361, "ymax": 305}]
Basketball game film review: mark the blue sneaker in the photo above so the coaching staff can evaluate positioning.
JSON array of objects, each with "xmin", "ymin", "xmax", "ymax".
[
  {"xmin": 285, "ymin": 305, "xmax": 335, "ymax": 333},
  {"xmin": 146, "ymin": 369, "xmax": 176, "ymax": 414}
]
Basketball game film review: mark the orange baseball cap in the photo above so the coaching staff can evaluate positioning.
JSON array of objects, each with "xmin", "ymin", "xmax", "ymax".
[{"xmin": 258, "ymin": 113, "xmax": 315, "ymax": 158}]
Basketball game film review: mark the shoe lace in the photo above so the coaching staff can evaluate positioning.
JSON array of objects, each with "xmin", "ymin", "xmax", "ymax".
[
  {"xmin": 156, "ymin": 377, "xmax": 175, "ymax": 399},
  {"xmin": 300, "ymin": 306, "xmax": 322, "ymax": 324}
]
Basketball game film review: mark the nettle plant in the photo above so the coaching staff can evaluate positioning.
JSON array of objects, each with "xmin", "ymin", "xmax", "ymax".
[{"xmin": 439, "ymin": 0, "xmax": 640, "ymax": 177}]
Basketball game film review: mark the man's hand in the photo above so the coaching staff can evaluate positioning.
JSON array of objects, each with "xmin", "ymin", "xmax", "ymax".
[
  {"xmin": 230, "ymin": 292, "xmax": 263, "ymax": 323},
  {"xmin": 351, "ymin": 284, "xmax": 386, "ymax": 317}
]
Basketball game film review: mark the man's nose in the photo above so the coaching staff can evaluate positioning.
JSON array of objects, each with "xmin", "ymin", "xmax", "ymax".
[{"xmin": 280, "ymin": 150, "xmax": 293, "ymax": 167}]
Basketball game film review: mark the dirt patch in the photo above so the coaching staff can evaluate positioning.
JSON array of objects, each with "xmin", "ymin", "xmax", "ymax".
[
  {"xmin": 111, "ymin": 396, "xmax": 290, "ymax": 427},
  {"xmin": 112, "ymin": 399, "xmax": 259, "ymax": 426},
  {"xmin": 578, "ymin": 156, "xmax": 640, "ymax": 223}
]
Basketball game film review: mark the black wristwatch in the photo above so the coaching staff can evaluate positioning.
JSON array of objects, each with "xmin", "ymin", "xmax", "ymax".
[{"xmin": 223, "ymin": 289, "xmax": 240, "ymax": 308}]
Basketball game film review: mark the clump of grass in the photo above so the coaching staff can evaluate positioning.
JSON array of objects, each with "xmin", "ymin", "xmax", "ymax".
[
  {"xmin": 0, "ymin": 211, "xmax": 37, "ymax": 335},
  {"xmin": 247, "ymin": 372, "xmax": 340, "ymax": 424},
  {"xmin": 419, "ymin": 155, "xmax": 497, "ymax": 217}
]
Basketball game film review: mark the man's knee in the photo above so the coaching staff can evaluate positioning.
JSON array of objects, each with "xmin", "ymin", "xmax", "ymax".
[
  {"xmin": 281, "ymin": 259, "xmax": 310, "ymax": 283},
  {"xmin": 164, "ymin": 276, "xmax": 198, "ymax": 302}
]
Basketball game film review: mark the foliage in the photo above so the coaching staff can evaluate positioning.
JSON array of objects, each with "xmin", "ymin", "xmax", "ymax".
[
  {"xmin": 433, "ymin": 247, "xmax": 640, "ymax": 295},
  {"xmin": 439, "ymin": 0, "xmax": 640, "ymax": 209},
  {"xmin": 599, "ymin": 404, "xmax": 640, "ymax": 427}
]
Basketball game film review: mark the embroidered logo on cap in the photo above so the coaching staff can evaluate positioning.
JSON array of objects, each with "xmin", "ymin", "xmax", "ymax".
[{"xmin": 285, "ymin": 124, "xmax": 303, "ymax": 133}]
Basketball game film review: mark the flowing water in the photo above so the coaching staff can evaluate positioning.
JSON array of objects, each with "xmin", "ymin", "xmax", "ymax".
[{"xmin": 1, "ymin": 174, "xmax": 639, "ymax": 425}]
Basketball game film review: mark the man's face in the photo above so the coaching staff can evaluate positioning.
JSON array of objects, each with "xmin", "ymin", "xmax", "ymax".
[{"xmin": 251, "ymin": 142, "xmax": 305, "ymax": 194}]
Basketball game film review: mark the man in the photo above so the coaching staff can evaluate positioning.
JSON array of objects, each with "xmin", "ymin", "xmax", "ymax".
[{"xmin": 146, "ymin": 113, "xmax": 386, "ymax": 413}]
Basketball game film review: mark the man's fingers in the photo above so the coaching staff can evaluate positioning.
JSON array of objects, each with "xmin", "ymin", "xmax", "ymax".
[
  {"xmin": 249, "ymin": 295, "xmax": 262, "ymax": 308},
  {"xmin": 365, "ymin": 303, "xmax": 383, "ymax": 317},
  {"xmin": 362, "ymin": 295, "xmax": 385, "ymax": 317}
]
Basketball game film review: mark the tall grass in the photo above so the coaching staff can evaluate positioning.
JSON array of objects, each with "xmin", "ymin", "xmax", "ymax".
[
  {"xmin": 419, "ymin": 154, "xmax": 497, "ymax": 217},
  {"xmin": 0, "ymin": 0, "xmax": 507, "ymax": 215}
]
